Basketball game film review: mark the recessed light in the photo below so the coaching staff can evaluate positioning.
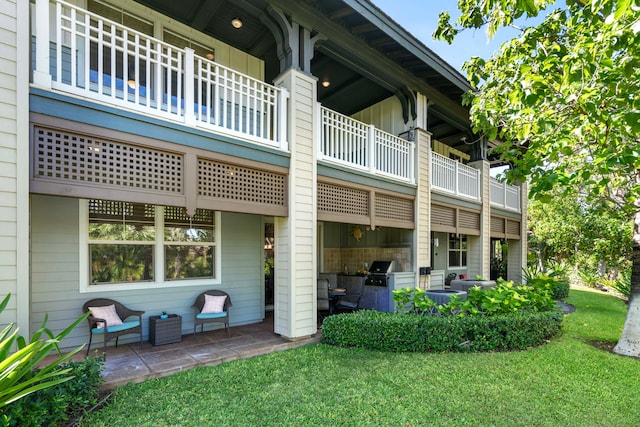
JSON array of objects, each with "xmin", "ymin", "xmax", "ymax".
[{"xmin": 231, "ymin": 17, "xmax": 243, "ymax": 29}]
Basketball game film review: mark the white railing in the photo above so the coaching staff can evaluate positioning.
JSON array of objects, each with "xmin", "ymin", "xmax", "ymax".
[
  {"xmin": 32, "ymin": 0, "xmax": 288, "ymax": 150},
  {"xmin": 490, "ymin": 177, "xmax": 521, "ymax": 212},
  {"xmin": 430, "ymin": 152, "xmax": 481, "ymax": 201},
  {"xmin": 319, "ymin": 107, "xmax": 415, "ymax": 183}
]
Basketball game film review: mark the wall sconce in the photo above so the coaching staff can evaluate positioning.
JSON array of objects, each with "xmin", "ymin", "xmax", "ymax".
[
  {"xmin": 127, "ymin": 78, "xmax": 137, "ymax": 90},
  {"xmin": 408, "ymin": 127, "xmax": 415, "ymax": 142},
  {"xmin": 351, "ymin": 226, "xmax": 364, "ymax": 241},
  {"xmin": 231, "ymin": 17, "xmax": 243, "ymax": 29},
  {"xmin": 206, "ymin": 52, "xmax": 215, "ymax": 61}
]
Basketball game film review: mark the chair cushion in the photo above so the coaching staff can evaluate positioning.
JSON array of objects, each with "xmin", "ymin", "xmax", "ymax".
[
  {"xmin": 196, "ymin": 311, "xmax": 227, "ymax": 319},
  {"xmin": 92, "ymin": 320, "xmax": 140, "ymax": 334},
  {"xmin": 89, "ymin": 304, "xmax": 123, "ymax": 329},
  {"xmin": 202, "ymin": 294, "xmax": 227, "ymax": 314}
]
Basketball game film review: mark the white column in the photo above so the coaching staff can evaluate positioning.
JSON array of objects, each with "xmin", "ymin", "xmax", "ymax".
[
  {"xmin": 469, "ymin": 159, "xmax": 491, "ymax": 279},
  {"xmin": 273, "ymin": 68, "xmax": 318, "ymax": 339},
  {"xmin": 414, "ymin": 128, "xmax": 432, "ymax": 289},
  {"xmin": 33, "ymin": 0, "xmax": 52, "ymax": 88},
  {"xmin": 184, "ymin": 48, "xmax": 196, "ymax": 126}
]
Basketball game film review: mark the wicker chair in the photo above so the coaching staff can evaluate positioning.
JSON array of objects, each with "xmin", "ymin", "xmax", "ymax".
[
  {"xmin": 192, "ymin": 290, "xmax": 232, "ymax": 337},
  {"xmin": 82, "ymin": 298, "xmax": 145, "ymax": 358}
]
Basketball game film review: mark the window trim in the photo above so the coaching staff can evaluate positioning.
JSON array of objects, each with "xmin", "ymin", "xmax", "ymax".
[
  {"xmin": 79, "ymin": 200, "xmax": 222, "ymax": 293},
  {"xmin": 447, "ymin": 234, "xmax": 468, "ymax": 269}
]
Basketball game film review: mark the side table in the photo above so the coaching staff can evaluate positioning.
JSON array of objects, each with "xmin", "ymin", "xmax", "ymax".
[{"xmin": 149, "ymin": 314, "xmax": 182, "ymax": 346}]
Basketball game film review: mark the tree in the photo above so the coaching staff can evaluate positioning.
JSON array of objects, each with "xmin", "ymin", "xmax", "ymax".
[{"xmin": 435, "ymin": 0, "xmax": 640, "ymax": 356}]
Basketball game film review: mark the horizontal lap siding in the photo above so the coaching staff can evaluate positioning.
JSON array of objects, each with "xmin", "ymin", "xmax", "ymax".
[{"xmin": 30, "ymin": 195, "xmax": 264, "ymax": 350}]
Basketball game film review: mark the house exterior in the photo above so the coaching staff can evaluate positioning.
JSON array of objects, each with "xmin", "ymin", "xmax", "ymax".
[{"xmin": 1, "ymin": 0, "xmax": 526, "ymax": 350}]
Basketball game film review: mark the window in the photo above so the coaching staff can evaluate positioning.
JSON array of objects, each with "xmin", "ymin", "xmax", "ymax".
[
  {"xmin": 448, "ymin": 234, "xmax": 467, "ymax": 268},
  {"xmin": 85, "ymin": 199, "xmax": 219, "ymax": 288}
]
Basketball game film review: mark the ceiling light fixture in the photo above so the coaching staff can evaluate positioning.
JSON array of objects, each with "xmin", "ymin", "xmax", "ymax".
[
  {"xmin": 231, "ymin": 17, "xmax": 243, "ymax": 29},
  {"xmin": 321, "ymin": 79, "xmax": 330, "ymax": 88}
]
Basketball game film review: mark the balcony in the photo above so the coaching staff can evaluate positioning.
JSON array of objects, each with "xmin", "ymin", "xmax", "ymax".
[
  {"xmin": 319, "ymin": 107, "xmax": 415, "ymax": 183},
  {"xmin": 31, "ymin": 0, "xmax": 288, "ymax": 150},
  {"xmin": 490, "ymin": 177, "xmax": 521, "ymax": 212},
  {"xmin": 430, "ymin": 152, "xmax": 481, "ymax": 201}
]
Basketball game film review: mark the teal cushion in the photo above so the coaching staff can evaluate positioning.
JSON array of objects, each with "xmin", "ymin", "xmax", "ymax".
[
  {"xmin": 92, "ymin": 320, "xmax": 140, "ymax": 334},
  {"xmin": 196, "ymin": 311, "xmax": 227, "ymax": 319}
]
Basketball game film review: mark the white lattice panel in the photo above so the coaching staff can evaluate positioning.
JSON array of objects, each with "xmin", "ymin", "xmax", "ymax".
[
  {"xmin": 33, "ymin": 126, "xmax": 183, "ymax": 193},
  {"xmin": 198, "ymin": 159, "xmax": 286, "ymax": 206},
  {"xmin": 318, "ymin": 183, "xmax": 368, "ymax": 216}
]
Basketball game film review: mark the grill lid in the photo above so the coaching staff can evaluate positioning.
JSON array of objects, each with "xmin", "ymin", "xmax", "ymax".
[{"xmin": 369, "ymin": 260, "xmax": 393, "ymax": 274}]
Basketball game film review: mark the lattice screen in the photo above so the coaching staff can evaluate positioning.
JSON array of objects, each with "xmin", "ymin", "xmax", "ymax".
[
  {"xmin": 375, "ymin": 194, "xmax": 413, "ymax": 222},
  {"xmin": 491, "ymin": 216, "xmax": 506, "ymax": 234},
  {"xmin": 33, "ymin": 126, "xmax": 183, "ymax": 193},
  {"xmin": 506, "ymin": 219, "xmax": 521, "ymax": 236},
  {"xmin": 431, "ymin": 204, "xmax": 456, "ymax": 228},
  {"xmin": 317, "ymin": 183, "xmax": 368, "ymax": 216},
  {"xmin": 198, "ymin": 159, "xmax": 286, "ymax": 206},
  {"xmin": 459, "ymin": 210, "xmax": 480, "ymax": 231}
]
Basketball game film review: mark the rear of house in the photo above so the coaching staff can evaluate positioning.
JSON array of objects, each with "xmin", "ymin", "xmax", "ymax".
[{"xmin": 1, "ymin": 0, "xmax": 526, "ymax": 350}]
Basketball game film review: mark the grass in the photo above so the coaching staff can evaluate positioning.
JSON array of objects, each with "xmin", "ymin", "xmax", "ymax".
[{"xmin": 81, "ymin": 289, "xmax": 639, "ymax": 426}]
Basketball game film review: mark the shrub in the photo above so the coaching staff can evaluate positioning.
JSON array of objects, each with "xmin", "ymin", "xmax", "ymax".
[
  {"xmin": 321, "ymin": 308, "xmax": 563, "ymax": 352},
  {"xmin": 524, "ymin": 265, "xmax": 570, "ymax": 300},
  {"xmin": 610, "ymin": 270, "xmax": 631, "ymax": 299},
  {"xmin": 0, "ymin": 356, "xmax": 105, "ymax": 427},
  {"xmin": 394, "ymin": 279, "xmax": 557, "ymax": 317}
]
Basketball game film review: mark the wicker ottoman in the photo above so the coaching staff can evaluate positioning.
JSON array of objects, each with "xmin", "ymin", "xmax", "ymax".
[{"xmin": 149, "ymin": 314, "xmax": 182, "ymax": 346}]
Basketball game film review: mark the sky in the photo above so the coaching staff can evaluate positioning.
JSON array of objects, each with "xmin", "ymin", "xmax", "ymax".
[{"xmin": 371, "ymin": 0, "xmax": 549, "ymax": 74}]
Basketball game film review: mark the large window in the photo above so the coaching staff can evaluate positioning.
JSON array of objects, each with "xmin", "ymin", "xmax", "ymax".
[
  {"xmin": 448, "ymin": 234, "xmax": 467, "ymax": 268},
  {"xmin": 86, "ymin": 199, "xmax": 218, "ymax": 286}
]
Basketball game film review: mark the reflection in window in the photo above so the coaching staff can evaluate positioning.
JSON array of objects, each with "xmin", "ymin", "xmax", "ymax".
[{"xmin": 88, "ymin": 200, "xmax": 217, "ymax": 284}]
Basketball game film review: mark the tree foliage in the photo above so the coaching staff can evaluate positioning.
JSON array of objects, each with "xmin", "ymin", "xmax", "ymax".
[{"xmin": 435, "ymin": 0, "xmax": 640, "ymax": 356}]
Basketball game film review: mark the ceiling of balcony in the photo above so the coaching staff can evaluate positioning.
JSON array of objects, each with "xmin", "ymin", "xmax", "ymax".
[{"xmin": 132, "ymin": 0, "xmax": 477, "ymax": 153}]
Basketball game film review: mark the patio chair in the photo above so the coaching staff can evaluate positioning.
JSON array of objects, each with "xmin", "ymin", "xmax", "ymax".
[
  {"xmin": 445, "ymin": 273, "xmax": 457, "ymax": 288},
  {"xmin": 335, "ymin": 279, "xmax": 365, "ymax": 312},
  {"xmin": 192, "ymin": 290, "xmax": 232, "ymax": 337},
  {"xmin": 317, "ymin": 278, "xmax": 331, "ymax": 322},
  {"xmin": 83, "ymin": 298, "xmax": 145, "ymax": 358}
]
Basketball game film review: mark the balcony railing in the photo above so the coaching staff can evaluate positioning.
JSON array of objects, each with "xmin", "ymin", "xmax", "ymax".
[
  {"xmin": 32, "ymin": 0, "xmax": 288, "ymax": 150},
  {"xmin": 319, "ymin": 107, "xmax": 415, "ymax": 183},
  {"xmin": 490, "ymin": 178, "xmax": 521, "ymax": 212},
  {"xmin": 430, "ymin": 152, "xmax": 481, "ymax": 201}
]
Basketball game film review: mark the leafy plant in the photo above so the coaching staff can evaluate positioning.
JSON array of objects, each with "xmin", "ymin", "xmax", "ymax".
[
  {"xmin": 1, "ymin": 356, "xmax": 105, "ymax": 426},
  {"xmin": 577, "ymin": 269, "xmax": 601, "ymax": 288},
  {"xmin": 0, "ymin": 294, "xmax": 89, "ymax": 408},
  {"xmin": 610, "ymin": 270, "xmax": 631, "ymax": 299}
]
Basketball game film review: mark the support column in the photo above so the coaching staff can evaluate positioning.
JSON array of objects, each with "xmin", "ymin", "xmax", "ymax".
[
  {"xmin": 510, "ymin": 182, "xmax": 529, "ymax": 283},
  {"xmin": 469, "ymin": 159, "xmax": 491, "ymax": 280},
  {"xmin": 414, "ymin": 128, "xmax": 432, "ymax": 289},
  {"xmin": 273, "ymin": 68, "xmax": 318, "ymax": 339}
]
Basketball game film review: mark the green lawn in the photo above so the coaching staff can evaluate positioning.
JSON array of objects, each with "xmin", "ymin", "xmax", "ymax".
[{"xmin": 82, "ymin": 290, "xmax": 639, "ymax": 426}]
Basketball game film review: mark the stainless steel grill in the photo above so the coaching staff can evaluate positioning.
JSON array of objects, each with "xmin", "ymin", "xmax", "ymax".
[{"xmin": 364, "ymin": 260, "xmax": 393, "ymax": 287}]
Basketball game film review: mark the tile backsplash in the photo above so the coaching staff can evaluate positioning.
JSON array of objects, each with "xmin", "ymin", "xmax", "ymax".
[{"xmin": 323, "ymin": 247, "xmax": 412, "ymax": 273}]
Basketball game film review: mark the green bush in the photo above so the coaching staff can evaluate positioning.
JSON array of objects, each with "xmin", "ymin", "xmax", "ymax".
[
  {"xmin": 0, "ymin": 356, "xmax": 104, "ymax": 427},
  {"xmin": 610, "ymin": 270, "xmax": 631, "ymax": 298},
  {"xmin": 321, "ymin": 307, "xmax": 563, "ymax": 352},
  {"xmin": 524, "ymin": 265, "xmax": 571, "ymax": 300},
  {"xmin": 394, "ymin": 279, "xmax": 557, "ymax": 317}
]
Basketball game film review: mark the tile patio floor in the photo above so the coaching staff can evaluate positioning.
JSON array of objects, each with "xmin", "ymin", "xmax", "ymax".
[{"xmin": 57, "ymin": 312, "xmax": 322, "ymax": 390}]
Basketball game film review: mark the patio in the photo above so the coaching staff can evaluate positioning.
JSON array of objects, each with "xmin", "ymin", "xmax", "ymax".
[{"xmin": 53, "ymin": 312, "xmax": 321, "ymax": 390}]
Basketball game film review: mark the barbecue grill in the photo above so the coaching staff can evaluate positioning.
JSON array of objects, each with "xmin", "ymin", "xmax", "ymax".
[{"xmin": 364, "ymin": 260, "xmax": 393, "ymax": 287}]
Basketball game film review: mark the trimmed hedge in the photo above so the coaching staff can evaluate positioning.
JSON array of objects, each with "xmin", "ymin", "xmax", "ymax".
[{"xmin": 321, "ymin": 307, "xmax": 564, "ymax": 352}]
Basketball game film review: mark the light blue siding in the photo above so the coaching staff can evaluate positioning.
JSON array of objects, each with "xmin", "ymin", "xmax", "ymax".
[{"xmin": 30, "ymin": 195, "xmax": 266, "ymax": 350}]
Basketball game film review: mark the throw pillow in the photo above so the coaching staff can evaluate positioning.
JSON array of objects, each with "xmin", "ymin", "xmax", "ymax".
[
  {"xmin": 201, "ymin": 294, "xmax": 227, "ymax": 314},
  {"xmin": 89, "ymin": 304, "xmax": 123, "ymax": 329}
]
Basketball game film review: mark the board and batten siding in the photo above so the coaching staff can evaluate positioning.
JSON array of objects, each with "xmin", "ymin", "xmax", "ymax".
[
  {"xmin": 351, "ymin": 95, "xmax": 406, "ymax": 137},
  {"xmin": 0, "ymin": 0, "xmax": 29, "ymax": 331},
  {"xmin": 30, "ymin": 195, "xmax": 265, "ymax": 351}
]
